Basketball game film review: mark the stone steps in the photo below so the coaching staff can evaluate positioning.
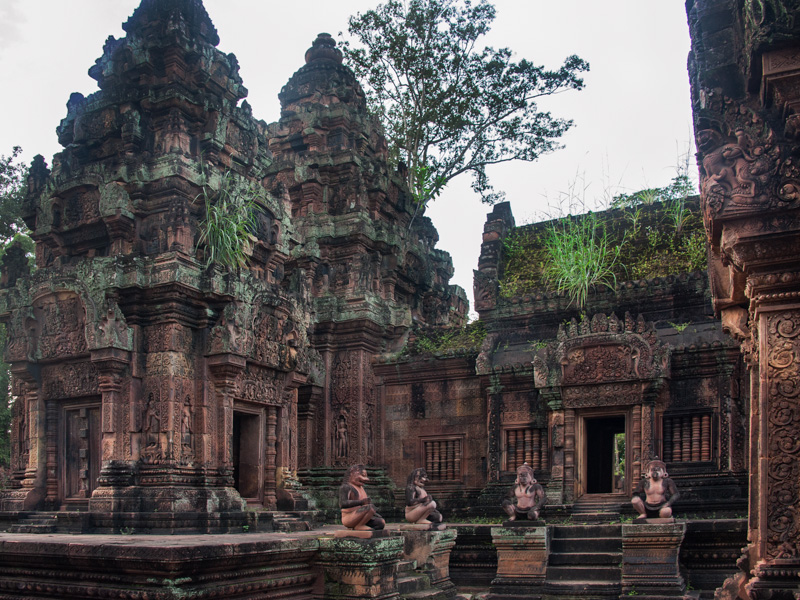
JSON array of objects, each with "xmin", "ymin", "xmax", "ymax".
[
  {"xmin": 544, "ymin": 524, "xmax": 623, "ymax": 599},
  {"xmin": 397, "ymin": 553, "xmax": 450, "ymax": 600},
  {"xmin": 546, "ymin": 565, "xmax": 622, "ymax": 581},
  {"xmin": 570, "ymin": 495, "xmax": 628, "ymax": 521},
  {"xmin": 7, "ymin": 512, "xmax": 62, "ymax": 534},
  {"xmin": 271, "ymin": 510, "xmax": 316, "ymax": 532}
]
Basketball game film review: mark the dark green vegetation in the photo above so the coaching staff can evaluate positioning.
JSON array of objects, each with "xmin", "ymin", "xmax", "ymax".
[
  {"xmin": 0, "ymin": 147, "xmax": 29, "ymax": 472},
  {"xmin": 342, "ymin": 0, "xmax": 588, "ymax": 207},
  {"xmin": 500, "ymin": 197, "xmax": 707, "ymax": 306},
  {"xmin": 402, "ymin": 320, "xmax": 487, "ymax": 357},
  {"xmin": 195, "ymin": 167, "xmax": 262, "ymax": 269}
]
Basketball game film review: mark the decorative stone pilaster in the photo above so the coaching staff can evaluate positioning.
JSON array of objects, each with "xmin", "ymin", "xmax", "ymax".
[
  {"xmin": 488, "ymin": 525, "xmax": 550, "ymax": 600},
  {"xmin": 687, "ymin": 1, "xmax": 800, "ymax": 596},
  {"xmin": 207, "ymin": 353, "xmax": 246, "ymax": 474},
  {"xmin": 0, "ymin": 370, "xmax": 46, "ymax": 511},
  {"xmin": 620, "ymin": 522, "xmax": 686, "ymax": 599},
  {"xmin": 313, "ymin": 535, "xmax": 404, "ymax": 599}
]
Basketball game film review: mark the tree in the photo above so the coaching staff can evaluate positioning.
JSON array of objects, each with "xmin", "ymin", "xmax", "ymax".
[
  {"xmin": 0, "ymin": 147, "xmax": 29, "ymax": 472},
  {"xmin": 342, "ymin": 0, "xmax": 588, "ymax": 207},
  {"xmin": 0, "ymin": 147, "xmax": 27, "ymax": 244}
]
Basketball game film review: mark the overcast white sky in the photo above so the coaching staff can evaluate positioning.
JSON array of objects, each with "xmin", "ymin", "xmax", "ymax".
[{"xmin": 0, "ymin": 1, "xmax": 695, "ymax": 311}]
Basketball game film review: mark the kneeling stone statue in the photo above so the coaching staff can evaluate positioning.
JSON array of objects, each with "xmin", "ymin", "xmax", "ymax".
[
  {"xmin": 631, "ymin": 458, "xmax": 679, "ymax": 521},
  {"xmin": 339, "ymin": 465, "xmax": 385, "ymax": 530},
  {"xmin": 405, "ymin": 467, "xmax": 444, "ymax": 525},
  {"xmin": 502, "ymin": 463, "xmax": 546, "ymax": 521}
]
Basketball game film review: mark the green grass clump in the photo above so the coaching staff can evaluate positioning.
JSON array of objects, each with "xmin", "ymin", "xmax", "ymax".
[
  {"xmin": 195, "ymin": 167, "xmax": 262, "ymax": 269},
  {"xmin": 499, "ymin": 198, "xmax": 707, "ymax": 306},
  {"xmin": 404, "ymin": 321, "xmax": 487, "ymax": 357}
]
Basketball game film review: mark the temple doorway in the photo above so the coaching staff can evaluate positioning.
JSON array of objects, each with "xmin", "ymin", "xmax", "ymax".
[
  {"xmin": 581, "ymin": 415, "xmax": 626, "ymax": 495},
  {"xmin": 232, "ymin": 410, "xmax": 263, "ymax": 503},
  {"xmin": 59, "ymin": 401, "xmax": 102, "ymax": 508}
]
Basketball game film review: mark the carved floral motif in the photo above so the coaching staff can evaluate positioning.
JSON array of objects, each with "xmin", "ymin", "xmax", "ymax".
[
  {"xmin": 331, "ymin": 351, "xmax": 358, "ymax": 408},
  {"xmin": 765, "ymin": 311, "xmax": 800, "ymax": 558}
]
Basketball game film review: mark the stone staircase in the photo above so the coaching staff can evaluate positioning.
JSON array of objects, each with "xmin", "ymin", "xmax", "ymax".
[
  {"xmin": 570, "ymin": 494, "xmax": 628, "ymax": 522},
  {"xmin": 6, "ymin": 512, "xmax": 61, "ymax": 534},
  {"xmin": 543, "ymin": 524, "xmax": 622, "ymax": 599},
  {"xmin": 270, "ymin": 510, "xmax": 318, "ymax": 532},
  {"xmin": 397, "ymin": 559, "xmax": 452, "ymax": 599}
]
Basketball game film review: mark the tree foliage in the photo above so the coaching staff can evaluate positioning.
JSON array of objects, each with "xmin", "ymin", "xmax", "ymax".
[
  {"xmin": 0, "ymin": 147, "xmax": 26, "ymax": 244},
  {"xmin": 342, "ymin": 0, "xmax": 588, "ymax": 206},
  {"xmin": 0, "ymin": 146, "xmax": 28, "ymax": 471}
]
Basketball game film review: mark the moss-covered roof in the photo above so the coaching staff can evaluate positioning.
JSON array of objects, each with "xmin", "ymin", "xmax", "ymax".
[{"xmin": 499, "ymin": 197, "xmax": 706, "ymax": 301}]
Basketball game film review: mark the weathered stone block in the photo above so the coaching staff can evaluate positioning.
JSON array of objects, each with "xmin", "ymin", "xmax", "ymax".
[
  {"xmin": 314, "ymin": 534, "xmax": 404, "ymax": 599},
  {"xmin": 399, "ymin": 528, "xmax": 457, "ymax": 596},
  {"xmin": 488, "ymin": 525, "xmax": 549, "ymax": 600},
  {"xmin": 621, "ymin": 522, "xmax": 686, "ymax": 599}
]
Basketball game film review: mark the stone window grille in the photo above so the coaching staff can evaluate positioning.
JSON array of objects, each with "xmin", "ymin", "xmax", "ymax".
[
  {"xmin": 504, "ymin": 427, "xmax": 548, "ymax": 472},
  {"xmin": 662, "ymin": 413, "xmax": 714, "ymax": 463},
  {"xmin": 423, "ymin": 438, "xmax": 462, "ymax": 481}
]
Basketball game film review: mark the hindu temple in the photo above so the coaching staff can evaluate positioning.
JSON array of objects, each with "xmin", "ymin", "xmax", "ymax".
[{"xmin": 0, "ymin": 0, "xmax": 798, "ymax": 599}]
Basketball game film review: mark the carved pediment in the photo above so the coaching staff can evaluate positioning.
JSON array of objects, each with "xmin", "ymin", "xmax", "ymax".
[{"xmin": 533, "ymin": 313, "xmax": 670, "ymax": 395}]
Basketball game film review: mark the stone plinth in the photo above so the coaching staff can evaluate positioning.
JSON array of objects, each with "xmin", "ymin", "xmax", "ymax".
[
  {"xmin": 314, "ymin": 534, "xmax": 404, "ymax": 599},
  {"xmin": 488, "ymin": 525, "xmax": 549, "ymax": 600},
  {"xmin": 399, "ymin": 528, "xmax": 457, "ymax": 597},
  {"xmin": 621, "ymin": 522, "xmax": 686, "ymax": 599},
  {"xmin": 0, "ymin": 532, "xmax": 319, "ymax": 599}
]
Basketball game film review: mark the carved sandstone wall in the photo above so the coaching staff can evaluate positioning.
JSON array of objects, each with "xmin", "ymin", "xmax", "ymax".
[{"xmin": 687, "ymin": 1, "xmax": 800, "ymax": 597}]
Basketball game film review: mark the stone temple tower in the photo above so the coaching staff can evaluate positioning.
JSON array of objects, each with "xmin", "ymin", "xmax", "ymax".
[
  {"xmin": 267, "ymin": 31, "xmax": 467, "ymax": 505},
  {"xmin": 0, "ymin": 0, "xmax": 465, "ymax": 527}
]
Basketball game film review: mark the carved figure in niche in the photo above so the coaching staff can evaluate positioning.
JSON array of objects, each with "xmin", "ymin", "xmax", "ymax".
[
  {"xmin": 365, "ymin": 417, "xmax": 374, "ymax": 461},
  {"xmin": 181, "ymin": 395, "xmax": 193, "ymax": 460},
  {"xmin": 339, "ymin": 465, "xmax": 385, "ymax": 530},
  {"xmin": 163, "ymin": 108, "xmax": 189, "ymax": 155},
  {"xmin": 142, "ymin": 394, "xmax": 162, "ymax": 464},
  {"xmin": 335, "ymin": 414, "xmax": 348, "ymax": 459},
  {"xmin": 631, "ymin": 458, "xmax": 679, "ymax": 520},
  {"xmin": 502, "ymin": 463, "xmax": 546, "ymax": 521},
  {"xmin": 405, "ymin": 468, "xmax": 443, "ymax": 525}
]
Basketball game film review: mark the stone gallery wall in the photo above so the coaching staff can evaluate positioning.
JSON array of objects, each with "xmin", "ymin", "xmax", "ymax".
[{"xmin": 377, "ymin": 201, "xmax": 748, "ymax": 515}]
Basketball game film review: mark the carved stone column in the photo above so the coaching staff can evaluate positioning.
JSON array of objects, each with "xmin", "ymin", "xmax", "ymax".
[
  {"xmin": 487, "ymin": 376, "xmax": 504, "ymax": 483},
  {"xmin": 297, "ymin": 385, "xmax": 321, "ymax": 469},
  {"xmin": 265, "ymin": 405, "xmax": 278, "ymax": 509},
  {"xmin": 208, "ymin": 354, "xmax": 246, "ymax": 480},
  {"xmin": 2, "ymin": 368, "xmax": 46, "ymax": 510},
  {"xmin": 687, "ymin": 2, "xmax": 800, "ymax": 595}
]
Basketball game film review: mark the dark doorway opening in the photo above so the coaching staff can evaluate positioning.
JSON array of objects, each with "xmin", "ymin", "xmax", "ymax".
[
  {"xmin": 585, "ymin": 416, "xmax": 625, "ymax": 494},
  {"xmin": 232, "ymin": 411, "xmax": 261, "ymax": 500}
]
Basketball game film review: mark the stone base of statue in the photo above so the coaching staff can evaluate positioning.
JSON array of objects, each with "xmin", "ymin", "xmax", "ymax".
[
  {"xmin": 502, "ymin": 519, "xmax": 545, "ymax": 527},
  {"xmin": 399, "ymin": 522, "xmax": 446, "ymax": 531},
  {"xmin": 620, "ymin": 522, "xmax": 686, "ymax": 599},
  {"xmin": 399, "ymin": 527, "xmax": 457, "ymax": 598},
  {"xmin": 488, "ymin": 525, "xmax": 550, "ymax": 600},
  {"xmin": 315, "ymin": 534, "xmax": 404, "ymax": 599},
  {"xmin": 634, "ymin": 517, "xmax": 675, "ymax": 524},
  {"xmin": 333, "ymin": 528, "xmax": 392, "ymax": 539}
]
